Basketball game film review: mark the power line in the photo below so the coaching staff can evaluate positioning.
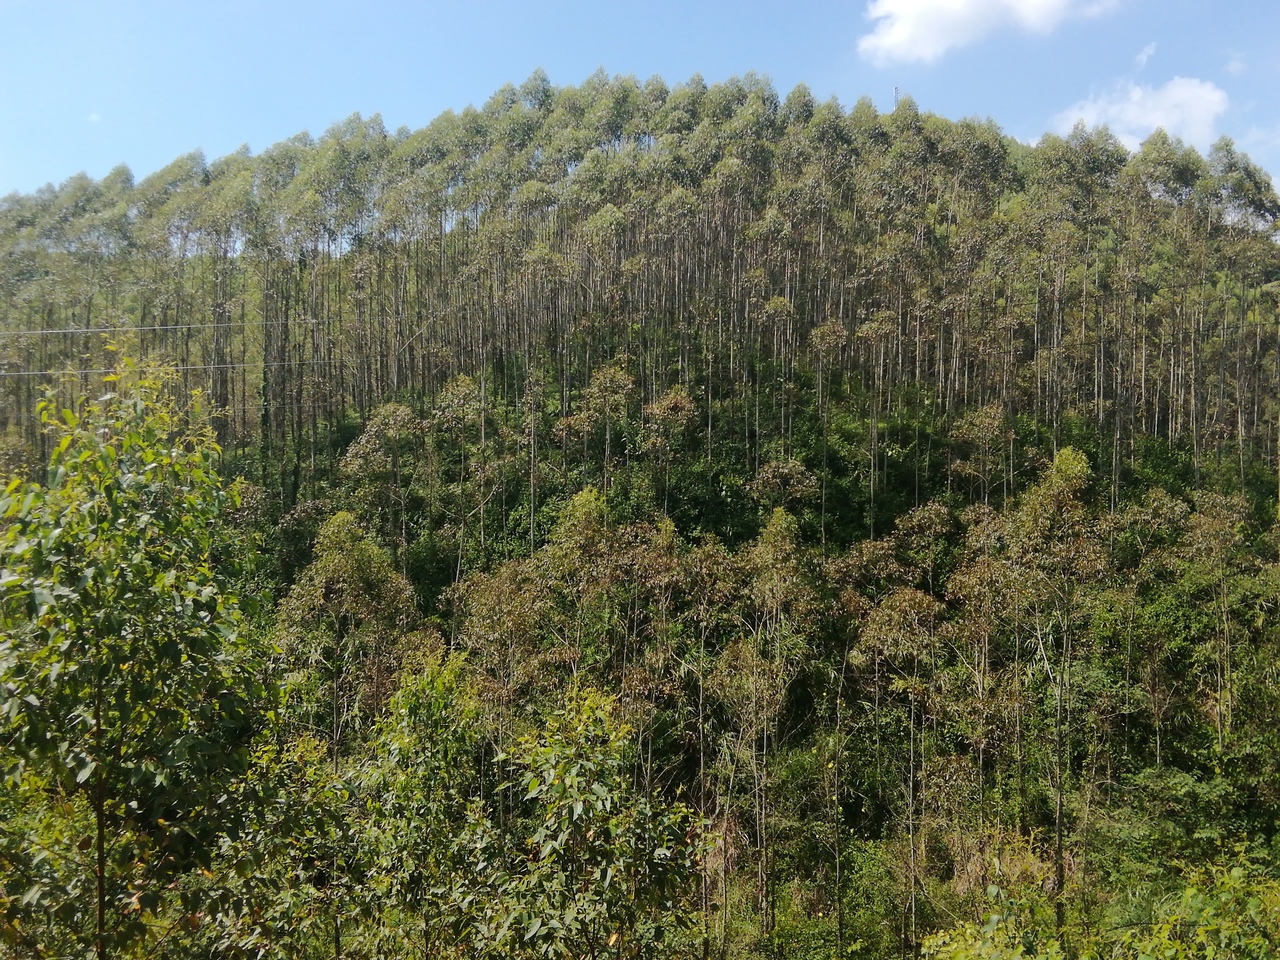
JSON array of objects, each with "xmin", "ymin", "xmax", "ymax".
[
  {"xmin": 0, "ymin": 358, "xmax": 328, "ymax": 378},
  {"xmin": 0, "ymin": 317, "xmax": 425, "ymax": 337},
  {"xmin": 0, "ymin": 320, "xmax": 271, "ymax": 337},
  {"xmin": 0, "ymin": 355, "xmax": 504, "ymax": 381}
]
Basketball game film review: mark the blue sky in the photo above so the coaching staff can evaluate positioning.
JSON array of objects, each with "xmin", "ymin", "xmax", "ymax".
[{"xmin": 2, "ymin": 0, "xmax": 1278, "ymax": 196}]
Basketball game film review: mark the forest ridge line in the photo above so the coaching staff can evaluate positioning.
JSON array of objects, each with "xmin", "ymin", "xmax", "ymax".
[{"xmin": 0, "ymin": 70, "xmax": 1277, "ymax": 522}]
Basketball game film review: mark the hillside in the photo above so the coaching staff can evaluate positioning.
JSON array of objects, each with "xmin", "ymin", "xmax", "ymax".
[{"xmin": 3, "ymin": 72, "xmax": 1280, "ymax": 958}]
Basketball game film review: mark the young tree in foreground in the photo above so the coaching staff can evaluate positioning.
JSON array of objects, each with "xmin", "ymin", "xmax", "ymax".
[
  {"xmin": 455, "ymin": 690, "xmax": 705, "ymax": 960},
  {"xmin": 0, "ymin": 367, "xmax": 267, "ymax": 959}
]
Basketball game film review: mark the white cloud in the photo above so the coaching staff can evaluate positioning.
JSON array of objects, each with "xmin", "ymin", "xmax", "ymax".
[
  {"xmin": 1225, "ymin": 53, "xmax": 1246, "ymax": 76},
  {"xmin": 857, "ymin": 0, "xmax": 1118, "ymax": 66},
  {"xmin": 1052, "ymin": 77, "xmax": 1229, "ymax": 150},
  {"xmin": 1134, "ymin": 42, "xmax": 1156, "ymax": 69}
]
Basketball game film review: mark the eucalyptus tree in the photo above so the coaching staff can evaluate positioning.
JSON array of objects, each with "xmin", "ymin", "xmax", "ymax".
[
  {"xmin": 711, "ymin": 508, "xmax": 819, "ymax": 936},
  {"xmin": 1000, "ymin": 447, "xmax": 1108, "ymax": 929},
  {"xmin": 454, "ymin": 691, "xmax": 703, "ymax": 960},
  {"xmin": 562, "ymin": 358, "xmax": 636, "ymax": 494},
  {"xmin": 131, "ymin": 152, "xmax": 209, "ymax": 372},
  {"xmin": 360, "ymin": 653, "xmax": 482, "ymax": 958},
  {"xmin": 249, "ymin": 130, "xmax": 314, "ymax": 499},
  {"xmin": 0, "ymin": 368, "xmax": 268, "ymax": 959},
  {"xmin": 276, "ymin": 510, "xmax": 418, "ymax": 766},
  {"xmin": 338, "ymin": 401, "xmax": 431, "ymax": 569},
  {"xmin": 192, "ymin": 147, "xmax": 256, "ymax": 445},
  {"xmin": 273, "ymin": 509, "xmax": 423, "ymax": 959},
  {"xmin": 857, "ymin": 584, "xmax": 946, "ymax": 948},
  {"xmin": 10, "ymin": 168, "xmax": 134, "ymax": 385}
]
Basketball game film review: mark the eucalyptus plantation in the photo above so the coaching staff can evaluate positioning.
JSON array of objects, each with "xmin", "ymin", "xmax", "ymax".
[{"xmin": 3, "ymin": 70, "xmax": 1280, "ymax": 958}]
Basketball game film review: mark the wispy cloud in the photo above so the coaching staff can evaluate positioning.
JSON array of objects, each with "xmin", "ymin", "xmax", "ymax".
[
  {"xmin": 1225, "ymin": 52, "xmax": 1246, "ymax": 76},
  {"xmin": 1134, "ymin": 42, "xmax": 1156, "ymax": 69},
  {"xmin": 857, "ymin": 0, "xmax": 1119, "ymax": 66},
  {"xmin": 88, "ymin": 112, "xmax": 101, "ymax": 124},
  {"xmin": 1053, "ymin": 76, "xmax": 1229, "ymax": 150}
]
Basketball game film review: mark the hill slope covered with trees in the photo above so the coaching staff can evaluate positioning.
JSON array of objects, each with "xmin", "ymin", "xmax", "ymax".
[{"xmin": 4, "ymin": 71, "xmax": 1280, "ymax": 958}]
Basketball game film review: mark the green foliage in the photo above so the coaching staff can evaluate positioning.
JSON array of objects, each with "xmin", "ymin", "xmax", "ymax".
[
  {"xmin": 0, "ymin": 367, "xmax": 268, "ymax": 957},
  {"xmin": 359, "ymin": 652, "xmax": 482, "ymax": 957},
  {"xmin": 456, "ymin": 690, "xmax": 704, "ymax": 959},
  {"xmin": 923, "ymin": 907, "xmax": 1063, "ymax": 960},
  {"xmin": 926, "ymin": 866, "xmax": 1280, "ymax": 960},
  {"xmin": 276, "ymin": 510, "xmax": 421, "ymax": 752},
  {"xmin": 158, "ymin": 736, "xmax": 359, "ymax": 959},
  {"xmin": 1115, "ymin": 864, "xmax": 1280, "ymax": 960}
]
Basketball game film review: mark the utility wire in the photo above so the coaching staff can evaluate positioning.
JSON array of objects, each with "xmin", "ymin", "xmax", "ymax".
[
  {"xmin": 0, "ymin": 358, "xmax": 328, "ymax": 378},
  {"xmin": 0, "ymin": 321, "xmax": 271, "ymax": 336},
  {"xmin": 0, "ymin": 317, "xmax": 421, "ymax": 337}
]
